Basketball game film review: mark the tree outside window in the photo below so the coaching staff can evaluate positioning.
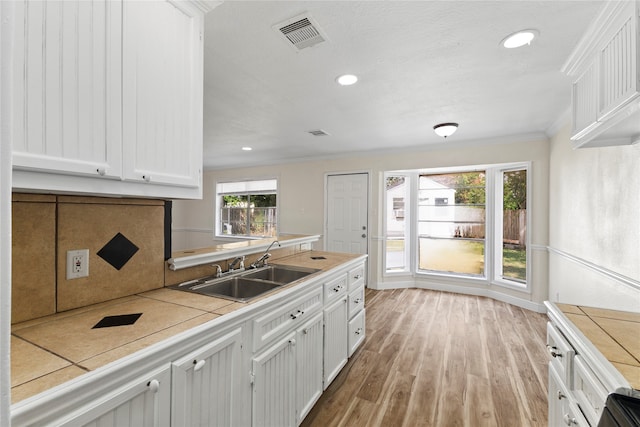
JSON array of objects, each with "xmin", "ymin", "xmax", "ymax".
[{"xmin": 217, "ymin": 180, "xmax": 277, "ymax": 238}]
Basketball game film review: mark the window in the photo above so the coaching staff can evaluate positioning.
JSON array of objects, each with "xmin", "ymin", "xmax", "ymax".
[
  {"xmin": 385, "ymin": 175, "xmax": 410, "ymax": 272},
  {"xmin": 384, "ymin": 163, "xmax": 529, "ymax": 289},
  {"xmin": 418, "ymin": 171, "xmax": 486, "ymax": 276},
  {"xmin": 497, "ymin": 168, "xmax": 527, "ymax": 283},
  {"xmin": 216, "ymin": 179, "xmax": 277, "ymax": 238}
]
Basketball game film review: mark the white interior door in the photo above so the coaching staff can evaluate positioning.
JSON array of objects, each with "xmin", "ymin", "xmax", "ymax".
[{"xmin": 326, "ymin": 173, "xmax": 368, "ymax": 255}]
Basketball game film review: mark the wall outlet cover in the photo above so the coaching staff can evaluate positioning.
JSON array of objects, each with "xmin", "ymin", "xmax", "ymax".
[{"xmin": 67, "ymin": 249, "xmax": 89, "ymax": 280}]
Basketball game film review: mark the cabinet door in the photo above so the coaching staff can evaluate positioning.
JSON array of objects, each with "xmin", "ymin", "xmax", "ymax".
[
  {"xmin": 12, "ymin": 0, "xmax": 122, "ymax": 179},
  {"xmin": 56, "ymin": 365, "xmax": 171, "ymax": 427},
  {"xmin": 571, "ymin": 59, "xmax": 600, "ymax": 139},
  {"xmin": 549, "ymin": 363, "xmax": 589, "ymax": 427},
  {"xmin": 252, "ymin": 331, "xmax": 296, "ymax": 427},
  {"xmin": 323, "ymin": 295, "xmax": 348, "ymax": 389},
  {"xmin": 171, "ymin": 328, "xmax": 244, "ymax": 427},
  {"xmin": 599, "ymin": 11, "xmax": 639, "ymax": 119},
  {"xmin": 122, "ymin": 0, "xmax": 203, "ymax": 188},
  {"xmin": 296, "ymin": 312, "xmax": 324, "ymax": 425}
]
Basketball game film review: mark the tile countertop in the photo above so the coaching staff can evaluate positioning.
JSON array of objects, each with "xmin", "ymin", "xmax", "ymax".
[
  {"xmin": 556, "ymin": 303, "xmax": 640, "ymax": 390},
  {"xmin": 10, "ymin": 250, "xmax": 361, "ymax": 404}
]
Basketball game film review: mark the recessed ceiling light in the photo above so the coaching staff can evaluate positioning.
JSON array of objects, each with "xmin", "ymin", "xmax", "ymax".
[
  {"xmin": 501, "ymin": 29, "xmax": 538, "ymax": 49},
  {"xmin": 336, "ymin": 74, "xmax": 358, "ymax": 86},
  {"xmin": 242, "ymin": 147, "xmax": 252, "ymax": 151}
]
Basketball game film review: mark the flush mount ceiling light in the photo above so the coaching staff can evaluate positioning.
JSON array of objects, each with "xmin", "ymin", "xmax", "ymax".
[
  {"xmin": 501, "ymin": 29, "xmax": 539, "ymax": 48},
  {"xmin": 242, "ymin": 147, "xmax": 252, "ymax": 151},
  {"xmin": 433, "ymin": 123, "xmax": 459, "ymax": 138},
  {"xmin": 336, "ymin": 74, "xmax": 358, "ymax": 86}
]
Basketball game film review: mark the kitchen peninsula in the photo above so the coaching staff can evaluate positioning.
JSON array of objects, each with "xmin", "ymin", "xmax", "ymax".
[{"xmin": 11, "ymin": 241, "xmax": 367, "ymax": 426}]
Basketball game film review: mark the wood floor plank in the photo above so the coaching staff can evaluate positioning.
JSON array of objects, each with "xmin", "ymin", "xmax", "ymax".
[{"xmin": 302, "ymin": 288, "xmax": 549, "ymax": 427}]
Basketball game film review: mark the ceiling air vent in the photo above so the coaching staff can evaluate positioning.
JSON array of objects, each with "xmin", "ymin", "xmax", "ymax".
[
  {"xmin": 307, "ymin": 129, "xmax": 330, "ymax": 136},
  {"xmin": 274, "ymin": 13, "xmax": 328, "ymax": 51}
]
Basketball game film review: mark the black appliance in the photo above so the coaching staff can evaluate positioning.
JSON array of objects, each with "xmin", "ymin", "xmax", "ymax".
[{"xmin": 598, "ymin": 393, "xmax": 640, "ymax": 427}]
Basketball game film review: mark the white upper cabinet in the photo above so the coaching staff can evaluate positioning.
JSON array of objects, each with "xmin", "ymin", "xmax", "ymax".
[
  {"xmin": 11, "ymin": 0, "xmax": 212, "ymax": 199},
  {"xmin": 563, "ymin": 1, "xmax": 640, "ymax": 148},
  {"xmin": 12, "ymin": 0, "xmax": 122, "ymax": 179},
  {"xmin": 122, "ymin": 0, "xmax": 203, "ymax": 188}
]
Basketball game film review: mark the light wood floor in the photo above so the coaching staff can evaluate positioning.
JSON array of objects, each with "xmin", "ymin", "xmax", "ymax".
[{"xmin": 302, "ymin": 288, "xmax": 550, "ymax": 427}]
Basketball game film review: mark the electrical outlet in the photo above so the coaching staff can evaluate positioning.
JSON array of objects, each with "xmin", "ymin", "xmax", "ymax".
[{"xmin": 67, "ymin": 249, "xmax": 89, "ymax": 280}]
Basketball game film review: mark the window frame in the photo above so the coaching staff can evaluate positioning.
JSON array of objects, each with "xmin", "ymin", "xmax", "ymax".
[
  {"xmin": 214, "ymin": 178, "xmax": 279, "ymax": 239},
  {"xmin": 382, "ymin": 162, "xmax": 531, "ymax": 292}
]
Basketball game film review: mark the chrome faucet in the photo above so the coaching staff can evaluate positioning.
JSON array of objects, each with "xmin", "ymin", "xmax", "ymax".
[
  {"xmin": 228, "ymin": 256, "xmax": 245, "ymax": 272},
  {"xmin": 250, "ymin": 240, "xmax": 281, "ymax": 268}
]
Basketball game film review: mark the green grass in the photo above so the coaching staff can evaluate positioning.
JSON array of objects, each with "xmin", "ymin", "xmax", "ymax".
[
  {"xmin": 387, "ymin": 238, "xmax": 526, "ymax": 281},
  {"xmin": 503, "ymin": 247, "xmax": 526, "ymax": 281}
]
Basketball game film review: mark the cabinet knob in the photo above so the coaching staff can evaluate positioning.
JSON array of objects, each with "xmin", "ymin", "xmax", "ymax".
[
  {"xmin": 143, "ymin": 175, "xmax": 152, "ymax": 183},
  {"xmin": 354, "ymin": 298, "xmax": 362, "ymax": 304},
  {"xmin": 147, "ymin": 379, "xmax": 160, "ymax": 393},
  {"xmin": 557, "ymin": 390, "xmax": 565, "ymax": 400},
  {"xmin": 289, "ymin": 338, "xmax": 296, "ymax": 346},
  {"xmin": 96, "ymin": 167, "xmax": 106, "ymax": 176},
  {"xmin": 354, "ymin": 274, "xmax": 362, "ymax": 279},
  {"xmin": 193, "ymin": 359, "xmax": 206, "ymax": 372},
  {"xmin": 563, "ymin": 413, "xmax": 577, "ymax": 425},
  {"xmin": 546, "ymin": 345, "xmax": 562, "ymax": 358},
  {"xmin": 355, "ymin": 328, "xmax": 363, "ymax": 335},
  {"xmin": 290, "ymin": 310, "xmax": 304, "ymax": 319}
]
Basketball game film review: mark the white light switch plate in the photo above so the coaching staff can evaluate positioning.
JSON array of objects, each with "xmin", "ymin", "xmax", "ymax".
[{"xmin": 67, "ymin": 249, "xmax": 89, "ymax": 280}]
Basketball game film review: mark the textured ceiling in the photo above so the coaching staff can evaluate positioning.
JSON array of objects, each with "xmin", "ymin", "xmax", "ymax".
[{"xmin": 202, "ymin": 1, "xmax": 604, "ymax": 170}]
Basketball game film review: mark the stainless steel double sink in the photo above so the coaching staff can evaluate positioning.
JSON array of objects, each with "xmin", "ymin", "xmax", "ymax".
[{"xmin": 170, "ymin": 265, "xmax": 320, "ymax": 303}]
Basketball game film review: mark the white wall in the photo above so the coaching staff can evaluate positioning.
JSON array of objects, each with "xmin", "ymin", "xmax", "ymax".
[
  {"xmin": 173, "ymin": 134, "xmax": 550, "ymax": 308},
  {"xmin": 548, "ymin": 125, "xmax": 640, "ymax": 312}
]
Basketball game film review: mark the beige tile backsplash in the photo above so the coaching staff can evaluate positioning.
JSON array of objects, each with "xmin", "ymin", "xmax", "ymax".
[
  {"xmin": 12, "ymin": 194, "xmax": 166, "ymax": 321},
  {"xmin": 11, "ymin": 194, "xmax": 57, "ymax": 323}
]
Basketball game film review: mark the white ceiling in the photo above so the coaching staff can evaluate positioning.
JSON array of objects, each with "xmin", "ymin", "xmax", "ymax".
[{"xmin": 202, "ymin": 1, "xmax": 604, "ymax": 170}]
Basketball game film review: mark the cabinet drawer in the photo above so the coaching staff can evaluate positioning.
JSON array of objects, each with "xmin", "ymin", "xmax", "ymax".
[
  {"xmin": 252, "ymin": 285, "xmax": 323, "ymax": 351},
  {"xmin": 324, "ymin": 274, "xmax": 347, "ymax": 305},
  {"xmin": 348, "ymin": 285, "xmax": 365, "ymax": 319},
  {"xmin": 546, "ymin": 322, "xmax": 575, "ymax": 386},
  {"xmin": 573, "ymin": 355, "xmax": 608, "ymax": 426},
  {"xmin": 348, "ymin": 264, "xmax": 365, "ymax": 291},
  {"xmin": 348, "ymin": 309, "xmax": 365, "ymax": 357}
]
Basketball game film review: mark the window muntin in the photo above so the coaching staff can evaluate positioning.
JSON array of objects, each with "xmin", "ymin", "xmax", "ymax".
[
  {"xmin": 216, "ymin": 179, "xmax": 277, "ymax": 238},
  {"xmin": 418, "ymin": 172, "xmax": 486, "ymax": 276}
]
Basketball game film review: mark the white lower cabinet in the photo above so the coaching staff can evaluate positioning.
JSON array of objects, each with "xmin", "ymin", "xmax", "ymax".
[
  {"xmin": 56, "ymin": 365, "xmax": 171, "ymax": 427},
  {"xmin": 295, "ymin": 312, "xmax": 324, "ymax": 424},
  {"xmin": 171, "ymin": 327, "xmax": 244, "ymax": 427},
  {"xmin": 323, "ymin": 295, "xmax": 348, "ymax": 389},
  {"xmin": 252, "ymin": 331, "xmax": 297, "ymax": 427},
  {"xmin": 348, "ymin": 309, "xmax": 366, "ymax": 357},
  {"xmin": 549, "ymin": 363, "xmax": 589, "ymax": 427}
]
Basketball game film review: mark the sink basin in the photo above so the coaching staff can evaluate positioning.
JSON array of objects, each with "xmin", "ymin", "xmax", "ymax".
[
  {"xmin": 189, "ymin": 277, "xmax": 281, "ymax": 302},
  {"xmin": 242, "ymin": 265, "xmax": 319, "ymax": 284},
  {"xmin": 170, "ymin": 265, "xmax": 320, "ymax": 302}
]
